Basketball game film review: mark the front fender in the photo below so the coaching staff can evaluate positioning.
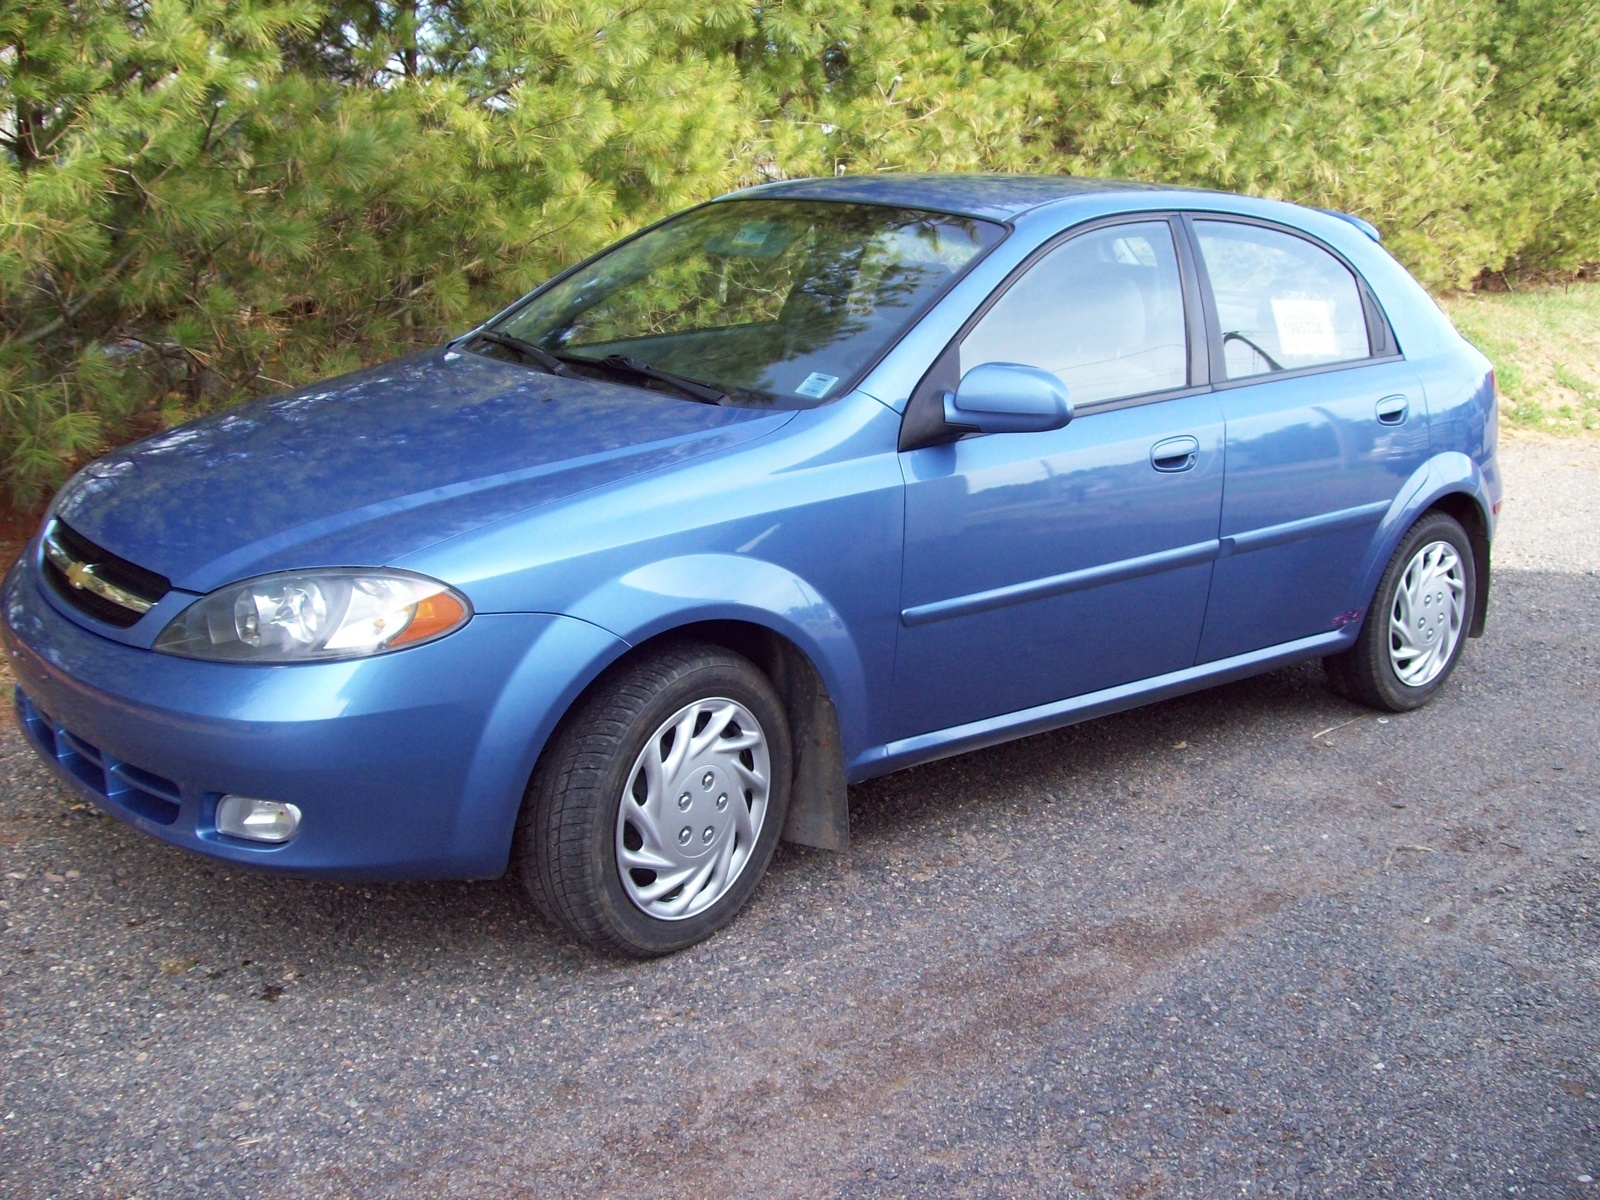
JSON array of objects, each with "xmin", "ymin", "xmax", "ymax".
[
  {"xmin": 561, "ymin": 553, "xmax": 874, "ymax": 763},
  {"xmin": 455, "ymin": 613, "xmax": 630, "ymax": 875},
  {"xmin": 1349, "ymin": 452, "xmax": 1496, "ymax": 635}
]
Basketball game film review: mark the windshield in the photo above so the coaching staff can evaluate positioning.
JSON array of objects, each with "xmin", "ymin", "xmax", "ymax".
[{"xmin": 488, "ymin": 200, "xmax": 1005, "ymax": 407}]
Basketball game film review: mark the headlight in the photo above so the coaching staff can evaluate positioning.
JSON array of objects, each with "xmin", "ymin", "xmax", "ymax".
[{"xmin": 154, "ymin": 569, "xmax": 471, "ymax": 663}]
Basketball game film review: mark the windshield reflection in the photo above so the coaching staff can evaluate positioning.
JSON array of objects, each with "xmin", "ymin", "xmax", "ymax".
[{"xmin": 491, "ymin": 201, "xmax": 1004, "ymax": 408}]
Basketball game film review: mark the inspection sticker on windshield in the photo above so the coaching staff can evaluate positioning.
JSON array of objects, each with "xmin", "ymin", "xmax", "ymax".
[
  {"xmin": 1270, "ymin": 298, "xmax": 1338, "ymax": 357},
  {"xmin": 794, "ymin": 372, "xmax": 838, "ymax": 399},
  {"xmin": 729, "ymin": 223, "xmax": 773, "ymax": 250}
]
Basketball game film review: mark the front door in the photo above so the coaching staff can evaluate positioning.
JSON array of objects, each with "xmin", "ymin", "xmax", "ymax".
[{"xmin": 892, "ymin": 218, "xmax": 1225, "ymax": 740}]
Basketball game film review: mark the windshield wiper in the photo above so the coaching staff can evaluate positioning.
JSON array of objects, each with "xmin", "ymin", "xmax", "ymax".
[
  {"xmin": 470, "ymin": 330, "xmax": 576, "ymax": 377},
  {"xmin": 562, "ymin": 352, "xmax": 728, "ymax": 406}
]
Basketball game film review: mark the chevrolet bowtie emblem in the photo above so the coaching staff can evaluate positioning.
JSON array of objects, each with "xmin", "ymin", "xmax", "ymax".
[{"xmin": 42, "ymin": 524, "xmax": 157, "ymax": 615}]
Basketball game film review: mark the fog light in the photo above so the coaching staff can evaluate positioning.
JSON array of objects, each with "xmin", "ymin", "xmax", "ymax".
[{"xmin": 216, "ymin": 796, "xmax": 302, "ymax": 843}]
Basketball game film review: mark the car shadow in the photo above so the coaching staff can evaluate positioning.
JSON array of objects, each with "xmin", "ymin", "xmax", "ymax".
[{"xmin": 772, "ymin": 656, "xmax": 1380, "ymax": 874}]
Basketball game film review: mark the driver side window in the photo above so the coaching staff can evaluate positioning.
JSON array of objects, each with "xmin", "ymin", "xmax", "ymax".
[{"xmin": 960, "ymin": 221, "xmax": 1189, "ymax": 406}]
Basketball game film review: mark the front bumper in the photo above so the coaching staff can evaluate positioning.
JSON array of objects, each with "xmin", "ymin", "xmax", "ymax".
[{"xmin": 2, "ymin": 557, "xmax": 625, "ymax": 879}]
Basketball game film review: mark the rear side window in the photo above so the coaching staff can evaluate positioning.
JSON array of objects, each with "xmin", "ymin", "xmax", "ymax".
[
  {"xmin": 1194, "ymin": 221, "xmax": 1370, "ymax": 380},
  {"xmin": 959, "ymin": 220, "xmax": 1189, "ymax": 406}
]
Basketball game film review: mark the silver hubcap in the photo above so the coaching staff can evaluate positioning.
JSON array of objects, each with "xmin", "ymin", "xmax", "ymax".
[
  {"xmin": 1388, "ymin": 539, "xmax": 1466, "ymax": 688},
  {"xmin": 615, "ymin": 697, "xmax": 770, "ymax": 921}
]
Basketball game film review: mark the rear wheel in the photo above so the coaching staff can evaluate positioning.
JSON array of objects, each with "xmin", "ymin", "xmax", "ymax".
[
  {"xmin": 515, "ymin": 642, "xmax": 791, "ymax": 956},
  {"xmin": 1324, "ymin": 511, "xmax": 1475, "ymax": 712}
]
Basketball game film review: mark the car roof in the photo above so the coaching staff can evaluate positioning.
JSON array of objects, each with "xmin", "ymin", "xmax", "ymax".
[{"xmin": 719, "ymin": 173, "xmax": 1182, "ymax": 221}]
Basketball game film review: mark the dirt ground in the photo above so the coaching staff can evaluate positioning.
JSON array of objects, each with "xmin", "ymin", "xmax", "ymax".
[{"xmin": 0, "ymin": 433, "xmax": 1596, "ymax": 1199}]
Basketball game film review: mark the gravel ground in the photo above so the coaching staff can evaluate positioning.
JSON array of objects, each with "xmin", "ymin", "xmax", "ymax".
[
  {"xmin": 1494, "ymin": 433, "xmax": 1600, "ymax": 572},
  {"xmin": 1, "ymin": 435, "xmax": 1597, "ymax": 1199}
]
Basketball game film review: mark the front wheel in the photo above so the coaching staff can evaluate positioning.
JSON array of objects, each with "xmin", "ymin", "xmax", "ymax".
[
  {"xmin": 515, "ymin": 642, "xmax": 792, "ymax": 957},
  {"xmin": 1324, "ymin": 511, "xmax": 1476, "ymax": 712}
]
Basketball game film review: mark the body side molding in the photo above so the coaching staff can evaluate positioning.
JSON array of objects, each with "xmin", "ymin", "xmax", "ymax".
[
  {"xmin": 1218, "ymin": 499, "xmax": 1391, "ymax": 558},
  {"xmin": 850, "ymin": 627, "xmax": 1353, "ymax": 781},
  {"xmin": 901, "ymin": 539, "xmax": 1220, "ymax": 627}
]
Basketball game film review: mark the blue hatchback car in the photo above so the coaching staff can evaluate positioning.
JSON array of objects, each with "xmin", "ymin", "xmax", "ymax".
[{"xmin": 3, "ymin": 175, "xmax": 1499, "ymax": 955}]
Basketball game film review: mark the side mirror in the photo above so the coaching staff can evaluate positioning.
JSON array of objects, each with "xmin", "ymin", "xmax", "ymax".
[{"xmin": 943, "ymin": 362, "xmax": 1073, "ymax": 435}]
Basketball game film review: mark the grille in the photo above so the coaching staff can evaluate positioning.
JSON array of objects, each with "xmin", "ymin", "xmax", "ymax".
[
  {"xmin": 40, "ymin": 519, "xmax": 171, "ymax": 628},
  {"xmin": 15, "ymin": 690, "xmax": 182, "ymax": 825}
]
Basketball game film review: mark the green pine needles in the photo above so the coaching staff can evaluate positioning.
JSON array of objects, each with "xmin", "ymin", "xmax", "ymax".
[{"xmin": 2, "ymin": 0, "xmax": 1597, "ymax": 504}]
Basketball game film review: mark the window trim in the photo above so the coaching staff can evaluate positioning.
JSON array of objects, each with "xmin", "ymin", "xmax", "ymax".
[
  {"xmin": 899, "ymin": 212, "xmax": 1208, "ymax": 451},
  {"xmin": 1178, "ymin": 212, "xmax": 1402, "ymax": 390}
]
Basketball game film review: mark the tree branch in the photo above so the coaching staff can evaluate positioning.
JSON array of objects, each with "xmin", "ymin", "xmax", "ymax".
[{"xmin": 8, "ymin": 246, "xmax": 141, "ymax": 347}]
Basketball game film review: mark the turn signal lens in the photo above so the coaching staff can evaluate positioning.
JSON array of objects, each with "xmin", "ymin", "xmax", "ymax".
[{"xmin": 389, "ymin": 590, "xmax": 469, "ymax": 647}]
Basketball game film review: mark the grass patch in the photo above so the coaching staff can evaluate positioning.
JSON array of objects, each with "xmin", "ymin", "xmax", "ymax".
[{"xmin": 1441, "ymin": 282, "xmax": 1600, "ymax": 434}]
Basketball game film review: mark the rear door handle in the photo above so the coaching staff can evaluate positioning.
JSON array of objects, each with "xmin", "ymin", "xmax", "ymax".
[
  {"xmin": 1150, "ymin": 435, "xmax": 1199, "ymax": 472},
  {"xmin": 1376, "ymin": 394, "xmax": 1409, "ymax": 425}
]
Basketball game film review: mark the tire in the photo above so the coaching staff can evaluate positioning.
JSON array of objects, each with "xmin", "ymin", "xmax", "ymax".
[
  {"xmin": 1323, "ymin": 511, "xmax": 1476, "ymax": 712},
  {"xmin": 515, "ymin": 642, "xmax": 792, "ymax": 957}
]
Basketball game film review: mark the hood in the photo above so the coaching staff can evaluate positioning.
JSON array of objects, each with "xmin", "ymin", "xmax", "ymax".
[{"xmin": 53, "ymin": 347, "xmax": 791, "ymax": 594}]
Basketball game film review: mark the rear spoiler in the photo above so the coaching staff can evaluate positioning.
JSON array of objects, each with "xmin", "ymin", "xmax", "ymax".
[{"xmin": 1314, "ymin": 208, "xmax": 1382, "ymax": 243}]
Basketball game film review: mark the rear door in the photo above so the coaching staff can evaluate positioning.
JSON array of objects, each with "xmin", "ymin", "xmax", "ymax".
[
  {"xmin": 1186, "ymin": 217, "xmax": 1429, "ymax": 661},
  {"xmin": 892, "ymin": 217, "xmax": 1225, "ymax": 739}
]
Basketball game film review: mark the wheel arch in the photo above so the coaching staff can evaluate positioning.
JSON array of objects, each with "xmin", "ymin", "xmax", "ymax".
[
  {"xmin": 1357, "ymin": 453, "xmax": 1494, "ymax": 640},
  {"xmin": 1425, "ymin": 491, "xmax": 1492, "ymax": 637},
  {"xmin": 533, "ymin": 617, "xmax": 852, "ymax": 853},
  {"xmin": 523, "ymin": 550, "xmax": 872, "ymax": 853}
]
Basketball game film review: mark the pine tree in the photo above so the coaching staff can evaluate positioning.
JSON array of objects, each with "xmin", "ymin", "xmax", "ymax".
[{"xmin": 2, "ymin": 0, "xmax": 1596, "ymax": 504}]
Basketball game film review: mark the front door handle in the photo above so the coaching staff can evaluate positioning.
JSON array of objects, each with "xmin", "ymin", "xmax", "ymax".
[
  {"xmin": 1376, "ymin": 394, "xmax": 1409, "ymax": 425},
  {"xmin": 1150, "ymin": 435, "xmax": 1199, "ymax": 473}
]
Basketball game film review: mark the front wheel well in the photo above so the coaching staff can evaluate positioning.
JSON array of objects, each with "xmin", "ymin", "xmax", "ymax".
[
  {"xmin": 1423, "ymin": 493, "xmax": 1491, "ymax": 637},
  {"xmin": 544, "ymin": 620, "xmax": 851, "ymax": 851}
]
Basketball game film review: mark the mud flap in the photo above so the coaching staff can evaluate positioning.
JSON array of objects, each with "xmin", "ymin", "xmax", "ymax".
[{"xmin": 778, "ymin": 666, "xmax": 850, "ymax": 850}]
